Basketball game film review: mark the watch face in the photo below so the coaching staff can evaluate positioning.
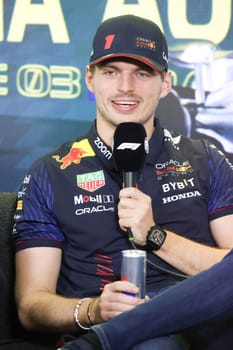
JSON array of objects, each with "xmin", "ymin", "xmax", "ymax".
[
  {"xmin": 146, "ymin": 226, "xmax": 166, "ymax": 251},
  {"xmin": 150, "ymin": 229, "xmax": 165, "ymax": 245}
]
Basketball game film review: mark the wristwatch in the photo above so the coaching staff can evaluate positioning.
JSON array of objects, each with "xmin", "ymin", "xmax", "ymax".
[{"xmin": 145, "ymin": 225, "xmax": 167, "ymax": 252}]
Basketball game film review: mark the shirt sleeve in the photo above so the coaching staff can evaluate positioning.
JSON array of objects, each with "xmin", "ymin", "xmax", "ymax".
[
  {"xmin": 12, "ymin": 159, "xmax": 64, "ymax": 251},
  {"xmin": 206, "ymin": 141, "xmax": 233, "ymax": 220}
]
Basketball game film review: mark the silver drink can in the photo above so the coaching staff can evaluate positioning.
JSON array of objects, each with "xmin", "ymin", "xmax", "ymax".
[{"xmin": 121, "ymin": 249, "xmax": 146, "ymax": 298}]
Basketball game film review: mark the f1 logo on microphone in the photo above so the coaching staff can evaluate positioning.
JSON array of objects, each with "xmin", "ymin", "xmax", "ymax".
[{"xmin": 117, "ymin": 143, "xmax": 141, "ymax": 150}]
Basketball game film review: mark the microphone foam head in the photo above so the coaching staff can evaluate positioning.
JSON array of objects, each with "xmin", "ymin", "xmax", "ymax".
[{"xmin": 112, "ymin": 122, "xmax": 149, "ymax": 172}]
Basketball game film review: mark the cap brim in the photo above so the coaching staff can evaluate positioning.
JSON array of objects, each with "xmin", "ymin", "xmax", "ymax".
[{"xmin": 89, "ymin": 53, "xmax": 165, "ymax": 72}]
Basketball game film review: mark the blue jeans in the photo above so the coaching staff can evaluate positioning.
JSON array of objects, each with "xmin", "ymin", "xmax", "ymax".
[
  {"xmin": 131, "ymin": 335, "xmax": 188, "ymax": 350},
  {"xmin": 92, "ymin": 250, "xmax": 233, "ymax": 350}
]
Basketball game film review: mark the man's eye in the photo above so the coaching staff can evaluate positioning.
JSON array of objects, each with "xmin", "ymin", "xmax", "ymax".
[
  {"xmin": 138, "ymin": 72, "xmax": 149, "ymax": 78},
  {"xmin": 104, "ymin": 70, "xmax": 115, "ymax": 75}
]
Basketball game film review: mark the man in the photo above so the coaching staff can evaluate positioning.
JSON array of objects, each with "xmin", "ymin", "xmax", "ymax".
[{"xmin": 12, "ymin": 14, "xmax": 233, "ymax": 349}]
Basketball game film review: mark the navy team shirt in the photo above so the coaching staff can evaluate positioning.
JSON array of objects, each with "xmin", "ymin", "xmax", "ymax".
[{"xmin": 12, "ymin": 119, "xmax": 233, "ymax": 297}]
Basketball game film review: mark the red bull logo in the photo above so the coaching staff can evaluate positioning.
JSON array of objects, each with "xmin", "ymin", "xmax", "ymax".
[{"xmin": 52, "ymin": 139, "xmax": 95, "ymax": 169}]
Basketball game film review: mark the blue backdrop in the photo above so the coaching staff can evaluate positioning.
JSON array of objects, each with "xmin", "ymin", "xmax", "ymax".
[{"xmin": 1, "ymin": 0, "xmax": 233, "ymax": 191}]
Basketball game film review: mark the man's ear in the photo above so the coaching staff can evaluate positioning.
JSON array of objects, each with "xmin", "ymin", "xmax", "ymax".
[
  {"xmin": 160, "ymin": 71, "xmax": 172, "ymax": 99},
  {"xmin": 85, "ymin": 65, "xmax": 94, "ymax": 93}
]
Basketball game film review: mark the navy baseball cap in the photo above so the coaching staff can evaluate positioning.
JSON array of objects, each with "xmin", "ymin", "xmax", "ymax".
[{"xmin": 89, "ymin": 15, "xmax": 168, "ymax": 72}]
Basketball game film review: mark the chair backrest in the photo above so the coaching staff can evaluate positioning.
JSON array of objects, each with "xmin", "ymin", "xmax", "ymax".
[{"xmin": 0, "ymin": 192, "xmax": 21, "ymax": 338}]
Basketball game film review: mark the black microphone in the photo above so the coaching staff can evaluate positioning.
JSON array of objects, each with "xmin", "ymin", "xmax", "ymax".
[
  {"xmin": 112, "ymin": 122, "xmax": 149, "ymax": 187},
  {"xmin": 112, "ymin": 122, "xmax": 149, "ymax": 241}
]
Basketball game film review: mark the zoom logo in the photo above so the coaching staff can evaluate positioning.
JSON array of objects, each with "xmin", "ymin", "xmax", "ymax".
[{"xmin": 16, "ymin": 64, "xmax": 81, "ymax": 99}]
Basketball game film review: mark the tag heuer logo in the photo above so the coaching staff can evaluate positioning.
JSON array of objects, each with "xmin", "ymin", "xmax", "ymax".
[{"xmin": 77, "ymin": 170, "xmax": 105, "ymax": 192}]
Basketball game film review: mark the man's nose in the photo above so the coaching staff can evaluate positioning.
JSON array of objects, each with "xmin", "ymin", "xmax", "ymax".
[{"xmin": 117, "ymin": 73, "xmax": 135, "ymax": 92}]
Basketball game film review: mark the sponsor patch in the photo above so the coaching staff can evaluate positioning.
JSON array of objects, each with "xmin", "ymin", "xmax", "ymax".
[
  {"xmin": 16, "ymin": 200, "xmax": 23, "ymax": 210},
  {"xmin": 52, "ymin": 139, "xmax": 95, "ymax": 169},
  {"xmin": 77, "ymin": 170, "xmax": 105, "ymax": 192}
]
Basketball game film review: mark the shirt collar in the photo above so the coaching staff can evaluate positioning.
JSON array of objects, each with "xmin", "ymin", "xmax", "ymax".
[
  {"xmin": 88, "ymin": 121, "xmax": 114, "ymax": 172},
  {"xmin": 146, "ymin": 118, "xmax": 164, "ymax": 165}
]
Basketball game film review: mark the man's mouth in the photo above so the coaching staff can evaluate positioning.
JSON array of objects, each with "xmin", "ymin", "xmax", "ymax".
[{"xmin": 112, "ymin": 100, "xmax": 139, "ymax": 107}]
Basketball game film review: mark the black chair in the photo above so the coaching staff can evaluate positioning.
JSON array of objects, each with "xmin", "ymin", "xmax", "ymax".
[
  {"xmin": 0, "ymin": 192, "xmax": 19, "ymax": 339},
  {"xmin": 0, "ymin": 192, "xmax": 55, "ymax": 349}
]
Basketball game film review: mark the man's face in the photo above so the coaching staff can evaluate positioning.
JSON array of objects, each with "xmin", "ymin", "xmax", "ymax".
[{"xmin": 86, "ymin": 58, "xmax": 171, "ymax": 136}]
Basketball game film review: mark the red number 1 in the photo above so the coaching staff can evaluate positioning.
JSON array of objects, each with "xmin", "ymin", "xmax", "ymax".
[{"xmin": 104, "ymin": 34, "xmax": 115, "ymax": 50}]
